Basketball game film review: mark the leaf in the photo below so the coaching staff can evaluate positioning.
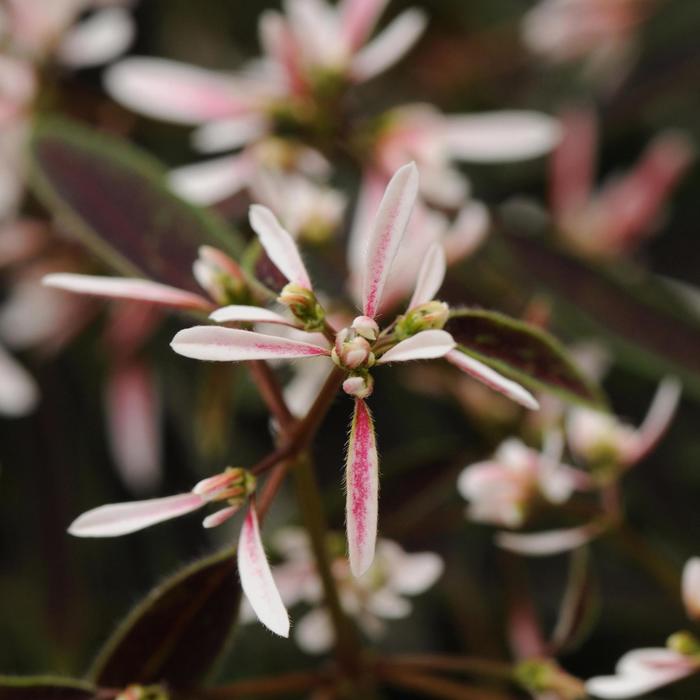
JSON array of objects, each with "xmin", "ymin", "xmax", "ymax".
[
  {"xmin": 28, "ymin": 118, "xmax": 242, "ymax": 293},
  {"xmin": 445, "ymin": 308, "xmax": 603, "ymax": 407},
  {"xmin": 90, "ymin": 547, "xmax": 241, "ymax": 689},
  {"xmin": 0, "ymin": 677, "xmax": 96, "ymax": 700}
]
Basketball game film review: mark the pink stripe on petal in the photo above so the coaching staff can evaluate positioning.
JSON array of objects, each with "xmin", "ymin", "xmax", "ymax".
[
  {"xmin": 238, "ymin": 506, "xmax": 290, "ymax": 637},
  {"xmin": 346, "ymin": 398, "xmax": 379, "ymax": 577},
  {"xmin": 171, "ymin": 326, "xmax": 329, "ymax": 362},
  {"xmin": 408, "ymin": 242, "xmax": 446, "ymax": 309},
  {"xmin": 209, "ymin": 305, "xmax": 297, "ymax": 326},
  {"xmin": 445, "ymin": 349, "xmax": 539, "ymax": 410},
  {"xmin": 377, "ymin": 330, "xmax": 455, "ymax": 364},
  {"xmin": 43, "ymin": 273, "xmax": 214, "ymax": 311},
  {"xmin": 68, "ymin": 492, "xmax": 205, "ymax": 537},
  {"xmin": 339, "ymin": 0, "xmax": 388, "ymax": 49},
  {"xmin": 249, "ymin": 205, "xmax": 312, "ymax": 289},
  {"xmin": 362, "ymin": 162, "xmax": 419, "ymax": 318}
]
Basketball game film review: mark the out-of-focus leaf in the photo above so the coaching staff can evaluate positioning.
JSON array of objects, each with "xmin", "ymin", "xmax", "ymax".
[
  {"xmin": 504, "ymin": 233, "xmax": 700, "ymax": 397},
  {"xmin": 0, "ymin": 677, "xmax": 96, "ymax": 700},
  {"xmin": 90, "ymin": 547, "xmax": 240, "ymax": 689},
  {"xmin": 446, "ymin": 308, "xmax": 603, "ymax": 406},
  {"xmin": 29, "ymin": 118, "xmax": 242, "ymax": 293}
]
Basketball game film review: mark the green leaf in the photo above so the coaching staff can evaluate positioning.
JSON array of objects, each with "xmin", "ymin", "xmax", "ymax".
[
  {"xmin": 446, "ymin": 308, "xmax": 603, "ymax": 407},
  {"xmin": 90, "ymin": 547, "xmax": 241, "ymax": 689},
  {"xmin": 0, "ymin": 677, "xmax": 96, "ymax": 700},
  {"xmin": 28, "ymin": 118, "xmax": 242, "ymax": 293}
]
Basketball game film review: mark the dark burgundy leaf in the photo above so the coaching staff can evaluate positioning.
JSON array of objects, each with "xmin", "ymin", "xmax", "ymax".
[{"xmin": 90, "ymin": 547, "xmax": 240, "ymax": 689}]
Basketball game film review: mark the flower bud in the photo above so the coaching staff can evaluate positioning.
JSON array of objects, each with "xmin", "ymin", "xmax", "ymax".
[
  {"xmin": 193, "ymin": 246, "xmax": 248, "ymax": 305},
  {"xmin": 515, "ymin": 659, "xmax": 585, "ymax": 700},
  {"xmin": 278, "ymin": 282, "xmax": 325, "ymax": 331},
  {"xmin": 343, "ymin": 373, "xmax": 374, "ymax": 399},
  {"xmin": 116, "ymin": 686, "xmax": 168, "ymax": 700},
  {"xmin": 351, "ymin": 315, "xmax": 379, "ymax": 341},
  {"xmin": 193, "ymin": 467, "xmax": 255, "ymax": 504},
  {"xmin": 395, "ymin": 301, "xmax": 450, "ymax": 339},
  {"xmin": 332, "ymin": 328, "xmax": 374, "ymax": 369},
  {"xmin": 668, "ymin": 631, "xmax": 700, "ymax": 656}
]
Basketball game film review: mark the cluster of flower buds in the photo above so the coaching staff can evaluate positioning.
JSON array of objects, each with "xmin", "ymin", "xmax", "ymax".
[{"xmin": 278, "ymin": 282, "xmax": 326, "ymax": 331}]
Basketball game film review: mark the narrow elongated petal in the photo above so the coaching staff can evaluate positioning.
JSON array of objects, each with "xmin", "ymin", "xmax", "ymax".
[
  {"xmin": 0, "ymin": 343, "xmax": 38, "ymax": 417},
  {"xmin": 104, "ymin": 58, "xmax": 248, "ymax": 124},
  {"xmin": 57, "ymin": 7, "xmax": 134, "ymax": 68},
  {"xmin": 377, "ymin": 330, "xmax": 455, "ymax": 364},
  {"xmin": 445, "ymin": 349, "xmax": 539, "ymax": 410},
  {"xmin": 407, "ymin": 242, "xmax": 446, "ymax": 309},
  {"xmin": 249, "ymin": 205, "xmax": 312, "ymax": 289},
  {"xmin": 68, "ymin": 492, "xmax": 205, "ymax": 537},
  {"xmin": 346, "ymin": 398, "xmax": 379, "ymax": 577},
  {"xmin": 210, "ymin": 305, "xmax": 297, "ymax": 326},
  {"xmin": 682, "ymin": 557, "xmax": 700, "ymax": 620},
  {"xmin": 627, "ymin": 376, "xmax": 681, "ymax": 464},
  {"xmin": 496, "ymin": 523, "xmax": 601, "ymax": 556},
  {"xmin": 43, "ymin": 273, "xmax": 214, "ymax": 311},
  {"xmin": 351, "ymin": 9, "xmax": 427, "ymax": 82},
  {"xmin": 339, "ymin": 0, "xmax": 389, "ymax": 49},
  {"xmin": 362, "ymin": 162, "xmax": 419, "ymax": 318},
  {"xmin": 169, "ymin": 154, "xmax": 253, "ymax": 205},
  {"xmin": 238, "ymin": 505, "xmax": 290, "ymax": 637},
  {"xmin": 171, "ymin": 326, "xmax": 329, "ymax": 362},
  {"xmin": 192, "ymin": 115, "xmax": 268, "ymax": 153},
  {"xmin": 444, "ymin": 111, "xmax": 561, "ymax": 163}
]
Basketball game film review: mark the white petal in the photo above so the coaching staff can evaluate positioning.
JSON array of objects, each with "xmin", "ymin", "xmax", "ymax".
[
  {"xmin": 377, "ymin": 330, "xmax": 455, "ymax": 364},
  {"xmin": 249, "ymin": 205, "xmax": 312, "ymax": 289},
  {"xmin": 43, "ymin": 273, "xmax": 213, "ymax": 310},
  {"xmin": 0, "ymin": 343, "xmax": 38, "ymax": 416},
  {"xmin": 366, "ymin": 589, "xmax": 411, "ymax": 618},
  {"xmin": 68, "ymin": 492, "xmax": 205, "ymax": 537},
  {"xmin": 104, "ymin": 58, "xmax": 248, "ymax": 124},
  {"xmin": 627, "ymin": 376, "xmax": 681, "ymax": 464},
  {"xmin": 295, "ymin": 608, "xmax": 334, "ymax": 654},
  {"xmin": 408, "ymin": 242, "xmax": 446, "ymax": 309},
  {"xmin": 389, "ymin": 551, "xmax": 444, "ymax": 595},
  {"xmin": 191, "ymin": 115, "xmax": 268, "ymax": 153},
  {"xmin": 104, "ymin": 361, "xmax": 161, "ymax": 494},
  {"xmin": 445, "ymin": 349, "xmax": 539, "ymax": 410},
  {"xmin": 351, "ymin": 9, "xmax": 427, "ymax": 82},
  {"xmin": 339, "ymin": 0, "xmax": 388, "ymax": 49},
  {"xmin": 362, "ymin": 162, "xmax": 419, "ymax": 318},
  {"xmin": 442, "ymin": 202, "xmax": 490, "ymax": 265},
  {"xmin": 496, "ymin": 523, "xmax": 600, "ymax": 557},
  {"xmin": 57, "ymin": 7, "xmax": 134, "ymax": 68},
  {"xmin": 171, "ymin": 326, "xmax": 329, "ymax": 362},
  {"xmin": 169, "ymin": 154, "xmax": 253, "ymax": 205},
  {"xmin": 202, "ymin": 505, "xmax": 240, "ymax": 529},
  {"xmin": 444, "ymin": 111, "xmax": 561, "ymax": 163},
  {"xmin": 346, "ymin": 398, "xmax": 379, "ymax": 577},
  {"xmin": 210, "ymin": 305, "xmax": 297, "ymax": 326},
  {"xmin": 238, "ymin": 506, "xmax": 290, "ymax": 637},
  {"xmin": 682, "ymin": 557, "xmax": 700, "ymax": 620}
]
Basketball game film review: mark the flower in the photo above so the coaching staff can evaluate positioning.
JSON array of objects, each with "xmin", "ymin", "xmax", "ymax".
[
  {"xmin": 67, "ymin": 467, "xmax": 291, "ymax": 637},
  {"xmin": 242, "ymin": 527, "xmax": 443, "ymax": 654},
  {"xmin": 169, "ymin": 163, "xmax": 540, "ymax": 577}
]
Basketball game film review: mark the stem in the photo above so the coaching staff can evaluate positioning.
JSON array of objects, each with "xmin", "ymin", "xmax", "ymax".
[
  {"xmin": 247, "ymin": 360, "xmax": 296, "ymax": 433},
  {"xmin": 382, "ymin": 654, "xmax": 513, "ymax": 680},
  {"xmin": 294, "ymin": 453, "xmax": 362, "ymax": 675},
  {"xmin": 193, "ymin": 670, "xmax": 325, "ymax": 698}
]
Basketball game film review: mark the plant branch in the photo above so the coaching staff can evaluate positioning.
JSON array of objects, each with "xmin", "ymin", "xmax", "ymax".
[
  {"xmin": 247, "ymin": 360, "xmax": 296, "ymax": 433},
  {"xmin": 192, "ymin": 670, "xmax": 326, "ymax": 698},
  {"xmin": 381, "ymin": 654, "xmax": 513, "ymax": 680}
]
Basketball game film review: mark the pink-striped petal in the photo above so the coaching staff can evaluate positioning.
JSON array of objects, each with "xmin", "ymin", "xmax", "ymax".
[
  {"xmin": 238, "ymin": 505, "xmax": 290, "ymax": 637},
  {"xmin": 42, "ymin": 273, "xmax": 214, "ymax": 311},
  {"xmin": 445, "ymin": 349, "xmax": 539, "ymax": 410},
  {"xmin": 210, "ymin": 305, "xmax": 297, "ymax": 326},
  {"xmin": 171, "ymin": 326, "xmax": 329, "ymax": 362},
  {"xmin": 105, "ymin": 360, "xmax": 161, "ymax": 494},
  {"xmin": 682, "ymin": 557, "xmax": 700, "ymax": 620},
  {"xmin": 408, "ymin": 242, "xmax": 446, "ymax": 309},
  {"xmin": 169, "ymin": 153, "xmax": 254, "ymax": 205},
  {"xmin": 104, "ymin": 58, "xmax": 250, "ymax": 124},
  {"xmin": 249, "ymin": 205, "xmax": 312, "ymax": 290},
  {"xmin": 351, "ymin": 9, "xmax": 427, "ymax": 82},
  {"xmin": 203, "ymin": 505, "xmax": 240, "ymax": 529},
  {"xmin": 444, "ymin": 111, "xmax": 561, "ymax": 163},
  {"xmin": 377, "ymin": 330, "xmax": 455, "ymax": 364},
  {"xmin": 346, "ymin": 398, "xmax": 379, "ymax": 577},
  {"xmin": 68, "ymin": 492, "xmax": 205, "ymax": 537},
  {"xmin": 495, "ymin": 523, "xmax": 601, "ymax": 556},
  {"xmin": 626, "ymin": 376, "xmax": 681, "ymax": 465},
  {"xmin": 57, "ymin": 7, "xmax": 134, "ymax": 69},
  {"xmin": 339, "ymin": 0, "xmax": 388, "ymax": 49},
  {"xmin": 362, "ymin": 162, "xmax": 419, "ymax": 318}
]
